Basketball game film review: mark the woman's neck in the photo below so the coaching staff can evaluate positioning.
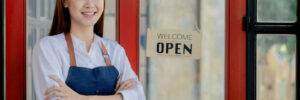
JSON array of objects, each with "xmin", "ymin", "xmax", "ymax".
[
  {"xmin": 69, "ymin": 23, "xmax": 94, "ymax": 42},
  {"xmin": 69, "ymin": 23, "xmax": 95, "ymax": 52}
]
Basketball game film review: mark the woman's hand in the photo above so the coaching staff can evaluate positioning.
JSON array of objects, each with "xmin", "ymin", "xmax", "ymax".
[
  {"xmin": 114, "ymin": 73, "xmax": 138, "ymax": 94},
  {"xmin": 45, "ymin": 75, "xmax": 87, "ymax": 100}
]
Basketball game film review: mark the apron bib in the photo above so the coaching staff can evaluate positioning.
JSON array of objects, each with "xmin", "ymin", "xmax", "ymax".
[{"xmin": 64, "ymin": 33, "xmax": 119, "ymax": 95}]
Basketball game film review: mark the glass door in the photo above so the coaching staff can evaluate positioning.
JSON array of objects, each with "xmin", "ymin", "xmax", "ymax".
[
  {"xmin": 26, "ymin": 0, "xmax": 56, "ymax": 99},
  {"xmin": 245, "ymin": 0, "xmax": 299, "ymax": 99},
  {"xmin": 139, "ymin": 0, "xmax": 226, "ymax": 99}
]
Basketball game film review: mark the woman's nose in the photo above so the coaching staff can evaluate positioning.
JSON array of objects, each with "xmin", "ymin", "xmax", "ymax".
[{"xmin": 83, "ymin": 0, "xmax": 96, "ymax": 9}]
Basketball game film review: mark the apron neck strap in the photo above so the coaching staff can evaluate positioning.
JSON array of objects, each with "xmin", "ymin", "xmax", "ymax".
[
  {"xmin": 65, "ymin": 33, "xmax": 77, "ymax": 66},
  {"xmin": 100, "ymin": 41, "xmax": 112, "ymax": 66},
  {"xmin": 65, "ymin": 33, "xmax": 112, "ymax": 66}
]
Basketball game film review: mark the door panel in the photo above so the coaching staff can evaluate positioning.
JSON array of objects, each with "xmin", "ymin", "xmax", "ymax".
[
  {"xmin": 245, "ymin": 0, "xmax": 299, "ymax": 99},
  {"xmin": 257, "ymin": 0, "xmax": 297, "ymax": 22},
  {"xmin": 140, "ymin": 0, "xmax": 226, "ymax": 99},
  {"xmin": 256, "ymin": 34, "xmax": 296, "ymax": 100}
]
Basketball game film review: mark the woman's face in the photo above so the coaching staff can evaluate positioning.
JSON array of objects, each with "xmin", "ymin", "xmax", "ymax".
[{"xmin": 64, "ymin": 0, "xmax": 104, "ymax": 27}]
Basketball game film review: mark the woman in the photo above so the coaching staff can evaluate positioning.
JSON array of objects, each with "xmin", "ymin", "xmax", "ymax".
[{"xmin": 32, "ymin": 0, "xmax": 145, "ymax": 100}]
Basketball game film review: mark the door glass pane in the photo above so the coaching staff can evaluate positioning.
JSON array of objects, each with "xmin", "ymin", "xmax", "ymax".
[
  {"xmin": 26, "ymin": 0, "xmax": 116, "ymax": 99},
  {"xmin": 140, "ymin": 0, "xmax": 225, "ymax": 99},
  {"xmin": 257, "ymin": 0, "xmax": 297, "ymax": 22},
  {"xmin": 257, "ymin": 34, "xmax": 296, "ymax": 100},
  {"xmin": 103, "ymin": 0, "xmax": 116, "ymax": 40},
  {"xmin": 27, "ymin": 0, "xmax": 55, "ymax": 99}
]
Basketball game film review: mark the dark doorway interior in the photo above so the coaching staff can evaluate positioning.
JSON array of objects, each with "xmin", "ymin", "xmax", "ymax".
[{"xmin": 1, "ymin": 0, "xmax": 4, "ymax": 99}]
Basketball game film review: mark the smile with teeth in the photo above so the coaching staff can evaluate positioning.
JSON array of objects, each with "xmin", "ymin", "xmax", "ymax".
[{"xmin": 82, "ymin": 12, "xmax": 97, "ymax": 18}]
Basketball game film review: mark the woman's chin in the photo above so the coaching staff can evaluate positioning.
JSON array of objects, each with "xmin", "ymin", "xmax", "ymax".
[
  {"xmin": 85, "ymin": 23, "xmax": 96, "ymax": 26},
  {"xmin": 81, "ymin": 21, "xmax": 97, "ymax": 27}
]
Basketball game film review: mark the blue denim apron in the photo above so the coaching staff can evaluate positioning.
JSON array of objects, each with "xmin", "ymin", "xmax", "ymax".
[{"xmin": 64, "ymin": 33, "xmax": 119, "ymax": 95}]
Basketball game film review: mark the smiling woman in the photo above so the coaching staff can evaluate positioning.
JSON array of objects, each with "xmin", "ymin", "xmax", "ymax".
[
  {"xmin": 27, "ymin": 0, "xmax": 145, "ymax": 100},
  {"xmin": 48, "ymin": 0, "xmax": 104, "ymax": 37}
]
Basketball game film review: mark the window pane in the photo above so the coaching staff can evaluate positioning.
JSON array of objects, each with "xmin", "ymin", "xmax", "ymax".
[
  {"xmin": 103, "ymin": 0, "xmax": 116, "ymax": 40},
  {"xmin": 257, "ymin": 34, "xmax": 296, "ymax": 100},
  {"xmin": 26, "ymin": 0, "xmax": 55, "ymax": 99},
  {"xmin": 257, "ymin": 0, "xmax": 297, "ymax": 22},
  {"xmin": 40, "ymin": 0, "xmax": 45, "ymax": 17},
  {"xmin": 140, "ymin": 0, "xmax": 225, "ymax": 99}
]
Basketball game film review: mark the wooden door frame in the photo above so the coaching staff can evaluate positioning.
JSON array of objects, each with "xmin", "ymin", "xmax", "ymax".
[
  {"xmin": 5, "ymin": 0, "xmax": 140, "ymax": 99},
  {"xmin": 6, "ymin": 0, "xmax": 27, "ymax": 99},
  {"xmin": 225, "ymin": 0, "xmax": 247, "ymax": 99},
  {"xmin": 117, "ymin": 0, "xmax": 140, "ymax": 75}
]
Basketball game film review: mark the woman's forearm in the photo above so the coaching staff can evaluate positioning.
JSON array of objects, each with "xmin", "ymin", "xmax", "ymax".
[{"xmin": 85, "ymin": 94, "xmax": 123, "ymax": 100}]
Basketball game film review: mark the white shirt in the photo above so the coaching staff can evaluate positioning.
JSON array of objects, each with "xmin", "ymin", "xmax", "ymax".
[{"xmin": 32, "ymin": 33, "xmax": 145, "ymax": 100}]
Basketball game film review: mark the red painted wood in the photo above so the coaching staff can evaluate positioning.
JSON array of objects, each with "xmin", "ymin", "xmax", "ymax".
[
  {"xmin": 6, "ymin": 0, "xmax": 26, "ymax": 99},
  {"xmin": 117, "ymin": 0, "xmax": 140, "ymax": 75},
  {"xmin": 225, "ymin": 0, "xmax": 246, "ymax": 99}
]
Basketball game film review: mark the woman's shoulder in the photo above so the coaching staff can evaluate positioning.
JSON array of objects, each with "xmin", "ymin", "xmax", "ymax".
[
  {"xmin": 96, "ymin": 36, "xmax": 125, "ymax": 51},
  {"xmin": 38, "ymin": 33, "xmax": 65, "ymax": 44},
  {"xmin": 34, "ymin": 33, "xmax": 65, "ymax": 51}
]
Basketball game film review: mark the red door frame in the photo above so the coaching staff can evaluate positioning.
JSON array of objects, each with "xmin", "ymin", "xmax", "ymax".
[
  {"xmin": 117, "ymin": 0, "xmax": 140, "ymax": 75},
  {"xmin": 5, "ymin": 0, "xmax": 140, "ymax": 99},
  {"xmin": 6, "ymin": 0, "xmax": 26, "ymax": 99},
  {"xmin": 225, "ymin": 0, "xmax": 246, "ymax": 99}
]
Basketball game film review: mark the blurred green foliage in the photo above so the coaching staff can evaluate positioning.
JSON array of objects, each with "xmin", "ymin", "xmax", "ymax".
[
  {"xmin": 257, "ymin": 0, "xmax": 297, "ymax": 65},
  {"xmin": 257, "ymin": 35, "xmax": 296, "ymax": 65}
]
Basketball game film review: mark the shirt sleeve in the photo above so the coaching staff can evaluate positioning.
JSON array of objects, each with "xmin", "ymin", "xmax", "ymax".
[
  {"xmin": 115, "ymin": 47, "xmax": 146, "ymax": 100},
  {"xmin": 32, "ymin": 37, "xmax": 64, "ymax": 100}
]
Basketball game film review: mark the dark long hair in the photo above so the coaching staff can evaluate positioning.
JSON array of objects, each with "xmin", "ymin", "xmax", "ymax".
[{"xmin": 49, "ymin": 0, "xmax": 105, "ymax": 37}]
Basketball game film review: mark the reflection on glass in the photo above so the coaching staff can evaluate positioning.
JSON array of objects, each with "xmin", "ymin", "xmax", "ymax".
[
  {"xmin": 40, "ymin": 0, "xmax": 45, "ymax": 17},
  {"xmin": 257, "ymin": 0, "xmax": 297, "ymax": 22},
  {"xmin": 27, "ymin": 0, "xmax": 56, "ymax": 99},
  {"xmin": 28, "ymin": 0, "xmax": 36, "ymax": 18},
  {"xmin": 139, "ymin": 0, "xmax": 225, "ymax": 100},
  {"xmin": 103, "ymin": 0, "xmax": 116, "ymax": 40},
  {"xmin": 257, "ymin": 34, "xmax": 296, "ymax": 100}
]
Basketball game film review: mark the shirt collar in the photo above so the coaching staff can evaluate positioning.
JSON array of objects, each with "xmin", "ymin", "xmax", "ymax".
[{"xmin": 69, "ymin": 33, "xmax": 100, "ymax": 49}]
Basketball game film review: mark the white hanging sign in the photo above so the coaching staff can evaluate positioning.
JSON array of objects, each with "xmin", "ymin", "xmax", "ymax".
[{"xmin": 146, "ymin": 29, "xmax": 201, "ymax": 59}]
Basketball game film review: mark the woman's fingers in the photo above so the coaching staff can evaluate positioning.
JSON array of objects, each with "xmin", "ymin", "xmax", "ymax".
[
  {"xmin": 45, "ymin": 92, "xmax": 64, "ymax": 100},
  {"xmin": 45, "ymin": 86, "xmax": 62, "ymax": 95},
  {"xmin": 123, "ymin": 81, "xmax": 137, "ymax": 90},
  {"xmin": 115, "ymin": 73, "xmax": 123, "ymax": 92},
  {"xmin": 45, "ymin": 75, "xmax": 83, "ymax": 100},
  {"xmin": 48, "ymin": 75, "xmax": 65, "ymax": 86},
  {"xmin": 117, "ymin": 79, "xmax": 136, "ymax": 91}
]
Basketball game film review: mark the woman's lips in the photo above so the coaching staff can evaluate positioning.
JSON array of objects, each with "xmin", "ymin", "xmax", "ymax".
[{"xmin": 82, "ymin": 12, "xmax": 97, "ymax": 19}]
